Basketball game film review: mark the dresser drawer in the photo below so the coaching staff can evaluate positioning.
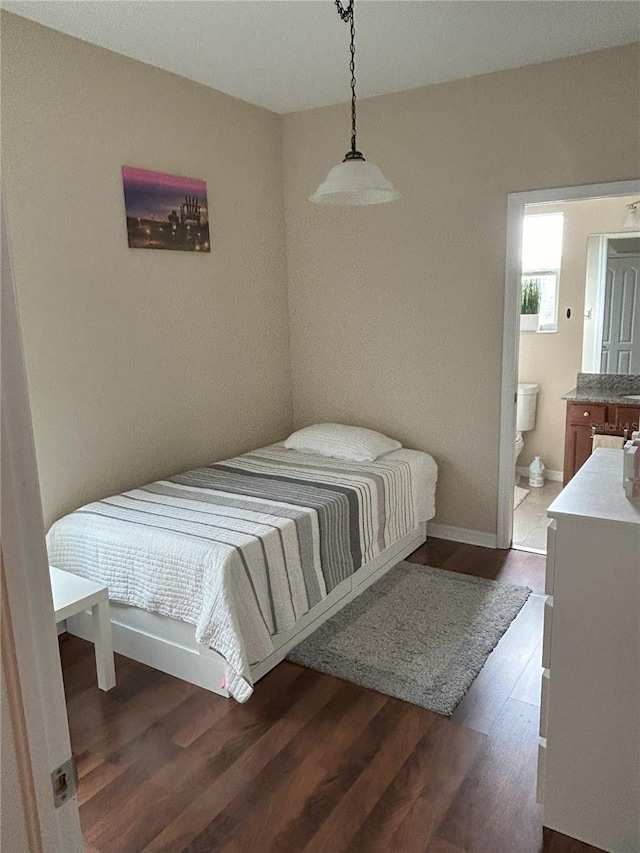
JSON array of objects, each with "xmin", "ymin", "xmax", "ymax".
[
  {"xmin": 566, "ymin": 402, "xmax": 607, "ymax": 425},
  {"xmin": 536, "ymin": 737, "xmax": 547, "ymax": 804},
  {"xmin": 539, "ymin": 668, "xmax": 550, "ymax": 738},
  {"xmin": 545, "ymin": 520, "xmax": 557, "ymax": 596},
  {"xmin": 542, "ymin": 597, "xmax": 553, "ymax": 669}
]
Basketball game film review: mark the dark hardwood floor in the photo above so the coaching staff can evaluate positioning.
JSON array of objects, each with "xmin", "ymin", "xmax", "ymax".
[{"xmin": 60, "ymin": 539, "xmax": 602, "ymax": 853}]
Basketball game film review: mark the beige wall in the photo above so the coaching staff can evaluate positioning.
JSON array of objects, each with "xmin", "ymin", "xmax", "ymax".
[
  {"xmin": 3, "ymin": 13, "xmax": 639, "ymax": 541},
  {"xmin": 518, "ymin": 196, "xmax": 637, "ymax": 473},
  {"xmin": 1, "ymin": 13, "xmax": 293, "ymax": 527},
  {"xmin": 283, "ymin": 44, "xmax": 640, "ymax": 537}
]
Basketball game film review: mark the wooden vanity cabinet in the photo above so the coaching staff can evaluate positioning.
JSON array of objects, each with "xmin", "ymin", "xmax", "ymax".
[{"xmin": 563, "ymin": 401, "xmax": 640, "ymax": 484}]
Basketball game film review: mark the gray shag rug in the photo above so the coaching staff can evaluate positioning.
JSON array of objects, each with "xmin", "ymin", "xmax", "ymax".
[{"xmin": 287, "ymin": 561, "xmax": 531, "ymax": 716}]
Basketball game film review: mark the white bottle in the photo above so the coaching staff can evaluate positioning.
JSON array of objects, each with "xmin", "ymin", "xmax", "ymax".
[{"xmin": 529, "ymin": 456, "xmax": 545, "ymax": 488}]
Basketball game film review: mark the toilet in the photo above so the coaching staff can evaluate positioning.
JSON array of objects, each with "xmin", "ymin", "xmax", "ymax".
[{"xmin": 515, "ymin": 383, "xmax": 539, "ymax": 464}]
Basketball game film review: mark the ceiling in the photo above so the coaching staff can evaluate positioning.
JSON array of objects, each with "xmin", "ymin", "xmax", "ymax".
[{"xmin": 4, "ymin": 1, "xmax": 639, "ymax": 114}]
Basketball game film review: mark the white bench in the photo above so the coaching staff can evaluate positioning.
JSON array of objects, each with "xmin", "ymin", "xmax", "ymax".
[{"xmin": 50, "ymin": 567, "xmax": 116, "ymax": 691}]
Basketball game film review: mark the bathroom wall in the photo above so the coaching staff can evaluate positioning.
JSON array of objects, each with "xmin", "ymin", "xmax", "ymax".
[{"xmin": 518, "ymin": 196, "xmax": 637, "ymax": 473}]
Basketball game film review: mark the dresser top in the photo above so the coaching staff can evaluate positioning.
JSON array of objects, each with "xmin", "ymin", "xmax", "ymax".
[{"xmin": 548, "ymin": 449, "xmax": 640, "ymax": 527}]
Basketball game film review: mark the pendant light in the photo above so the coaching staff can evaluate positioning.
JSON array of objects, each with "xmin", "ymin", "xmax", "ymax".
[{"xmin": 309, "ymin": 0, "xmax": 399, "ymax": 206}]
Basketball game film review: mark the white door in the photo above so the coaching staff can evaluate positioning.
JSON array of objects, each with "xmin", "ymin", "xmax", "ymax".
[
  {"xmin": 601, "ymin": 254, "xmax": 640, "ymax": 374},
  {"xmin": 1, "ymin": 196, "xmax": 84, "ymax": 851}
]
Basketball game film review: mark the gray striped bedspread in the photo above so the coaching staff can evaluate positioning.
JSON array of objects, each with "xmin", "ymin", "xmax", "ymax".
[{"xmin": 46, "ymin": 443, "xmax": 437, "ymax": 701}]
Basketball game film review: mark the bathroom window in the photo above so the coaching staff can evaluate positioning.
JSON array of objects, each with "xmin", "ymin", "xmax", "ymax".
[
  {"xmin": 520, "ymin": 270, "xmax": 560, "ymax": 331},
  {"xmin": 522, "ymin": 213, "xmax": 563, "ymax": 332}
]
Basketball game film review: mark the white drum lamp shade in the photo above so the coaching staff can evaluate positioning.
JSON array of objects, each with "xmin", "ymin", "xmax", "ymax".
[
  {"xmin": 309, "ymin": 158, "xmax": 400, "ymax": 205},
  {"xmin": 309, "ymin": 0, "xmax": 398, "ymax": 207}
]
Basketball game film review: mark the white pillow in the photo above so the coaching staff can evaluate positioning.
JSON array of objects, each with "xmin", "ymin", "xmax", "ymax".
[{"xmin": 284, "ymin": 423, "xmax": 401, "ymax": 462}]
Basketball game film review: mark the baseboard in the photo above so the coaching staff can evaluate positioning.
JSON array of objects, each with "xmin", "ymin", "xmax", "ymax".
[
  {"xmin": 427, "ymin": 523, "xmax": 497, "ymax": 550},
  {"xmin": 516, "ymin": 467, "xmax": 563, "ymax": 482},
  {"xmin": 512, "ymin": 544, "xmax": 546, "ymax": 555}
]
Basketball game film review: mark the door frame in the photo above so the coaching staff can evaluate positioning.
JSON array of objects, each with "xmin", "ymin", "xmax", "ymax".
[
  {"xmin": 598, "ymin": 242, "xmax": 640, "ymax": 374},
  {"xmin": 1, "ymin": 195, "xmax": 84, "ymax": 851},
  {"xmin": 497, "ymin": 179, "xmax": 640, "ymax": 549},
  {"xmin": 591, "ymin": 234, "xmax": 610, "ymax": 371},
  {"xmin": 582, "ymin": 231, "xmax": 640, "ymax": 373}
]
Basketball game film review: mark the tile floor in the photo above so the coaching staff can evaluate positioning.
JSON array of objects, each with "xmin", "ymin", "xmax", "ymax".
[{"xmin": 513, "ymin": 478, "xmax": 563, "ymax": 552}]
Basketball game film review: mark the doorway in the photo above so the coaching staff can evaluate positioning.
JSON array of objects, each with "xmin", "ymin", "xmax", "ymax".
[
  {"xmin": 584, "ymin": 234, "xmax": 640, "ymax": 374},
  {"xmin": 497, "ymin": 180, "xmax": 640, "ymax": 551}
]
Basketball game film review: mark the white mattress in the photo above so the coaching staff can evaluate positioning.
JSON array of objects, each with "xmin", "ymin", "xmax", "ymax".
[
  {"xmin": 385, "ymin": 448, "xmax": 437, "ymax": 522},
  {"xmin": 52, "ymin": 445, "xmax": 437, "ymax": 699},
  {"xmin": 103, "ymin": 447, "xmax": 437, "ymax": 650}
]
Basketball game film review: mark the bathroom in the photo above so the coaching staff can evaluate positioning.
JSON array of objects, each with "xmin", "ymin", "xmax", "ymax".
[{"xmin": 513, "ymin": 194, "xmax": 640, "ymax": 552}]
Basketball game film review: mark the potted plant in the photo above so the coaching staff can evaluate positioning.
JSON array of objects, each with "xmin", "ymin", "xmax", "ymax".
[{"xmin": 520, "ymin": 278, "xmax": 541, "ymax": 332}]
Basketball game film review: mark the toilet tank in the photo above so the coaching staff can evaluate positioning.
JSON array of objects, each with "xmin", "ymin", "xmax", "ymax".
[{"xmin": 517, "ymin": 383, "xmax": 539, "ymax": 432}]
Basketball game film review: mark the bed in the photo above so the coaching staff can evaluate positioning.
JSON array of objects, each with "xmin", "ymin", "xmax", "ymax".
[{"xmin": 47, "ymin": 441, "xmax": 437, "ymax": 701}]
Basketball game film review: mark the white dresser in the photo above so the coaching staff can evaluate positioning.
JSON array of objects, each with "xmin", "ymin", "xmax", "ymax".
[{"xmin": 539, "ymin": 449, "xmax": 640, "ymax": 853}]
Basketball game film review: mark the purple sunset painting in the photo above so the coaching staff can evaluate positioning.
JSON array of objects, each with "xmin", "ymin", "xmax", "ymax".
[{"xmin": 122, "ymin": 166, "xmax": 210, "ymax": 252}]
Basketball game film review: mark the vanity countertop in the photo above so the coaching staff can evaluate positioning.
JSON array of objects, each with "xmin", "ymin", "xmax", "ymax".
[
  {"xmin": 562, "ymin": 388, "xmax": 640, "ymax": 405},
  {"xmin": 562, "ymin": 373, "xmax": 640, "ymax": 405}
]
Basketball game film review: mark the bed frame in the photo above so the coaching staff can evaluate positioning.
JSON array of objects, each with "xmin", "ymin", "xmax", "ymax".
[{"xmin": 66, "ymin": 521, "xmax": 427, "ymax": 698}]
